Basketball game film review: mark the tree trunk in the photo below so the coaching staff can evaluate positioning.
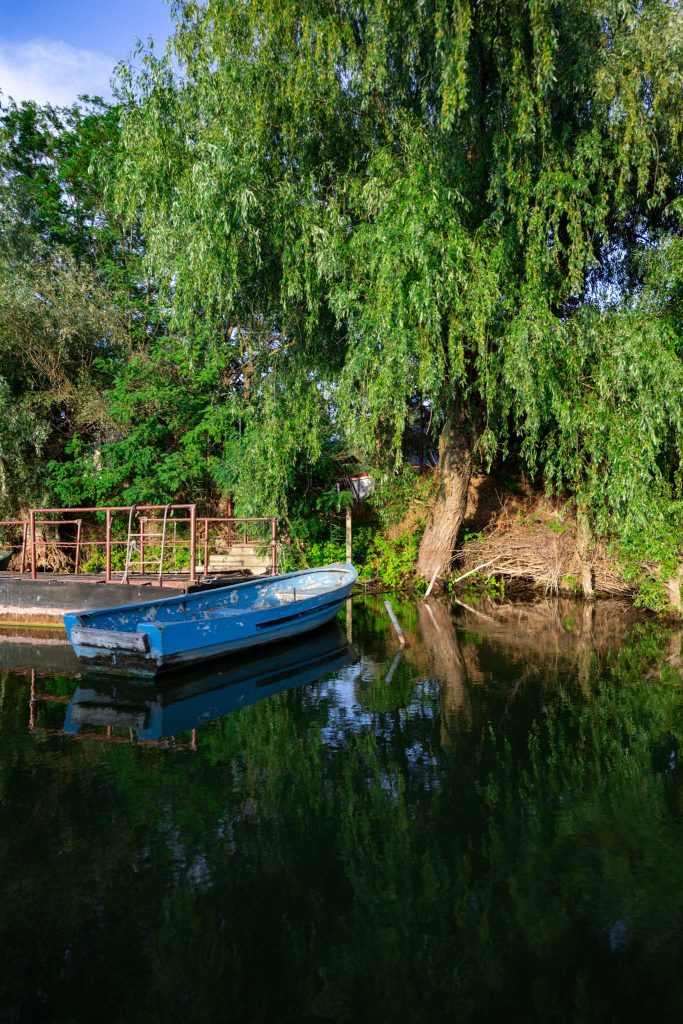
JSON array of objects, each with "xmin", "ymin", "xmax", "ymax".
[
  {"xmin": 665, "ymin": 564, "xmax": 682, "ymax": 617},
  {"xmin": 576, "ymin": 514, "xmax": 595, "ymax": 600},
  {"xmin": 667, "ymin": 630, "xmax": 681, "ymax": 669},
  {"xmin": 416, "ymin": 406, "xmax": 472, "ymax": 581}
]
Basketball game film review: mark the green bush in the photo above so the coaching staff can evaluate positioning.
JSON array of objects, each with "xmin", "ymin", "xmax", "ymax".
[
  {"xmin": 304, "ymin": 539, "xmax": 347, "ymax": 568},
  {"xmin": 80, "ymin": 541, "xmax": 191, "ymax": 574},
  {"xmin": 81, "ymin": 549, "xmax": 105, "ymax": 574},
  {"xmin": 453, "ymin": 571, "xmax": 505, "ymax": 601},
  {"xmin": 362, "ymin": 531, "xmax": 424, "ymax": 591}
]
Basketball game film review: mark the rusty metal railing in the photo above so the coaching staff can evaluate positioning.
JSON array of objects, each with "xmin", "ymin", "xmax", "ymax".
[
  {"xmin": 28, "ymin": 504, "xmax": 197, "ymax": 583},
  {"xmin": 198, "ymin": 517, "xmax": 277, "ymax": 576},
  {"xmin": 8, "ymin": 505, "xmax": 278, "ymax": 584},
  {"xmin": 0, "ymin": 520, "xmax": 28, "ymax": 572}
]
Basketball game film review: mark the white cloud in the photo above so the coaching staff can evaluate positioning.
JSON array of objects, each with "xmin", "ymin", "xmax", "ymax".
[{"xmin": 0, "ymin": 39, "xmax": 115, "ymax": 106}]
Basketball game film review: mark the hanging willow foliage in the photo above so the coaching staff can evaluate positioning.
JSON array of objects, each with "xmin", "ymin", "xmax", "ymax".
[{"xmin": 114, "ymin": 0, "xmax": 683, "ymax": 588}]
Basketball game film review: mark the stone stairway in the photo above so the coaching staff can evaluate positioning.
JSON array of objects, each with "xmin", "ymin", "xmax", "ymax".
[{"xmin": 196, "ymin": 544, "xmax": 273, "ymax": 575}]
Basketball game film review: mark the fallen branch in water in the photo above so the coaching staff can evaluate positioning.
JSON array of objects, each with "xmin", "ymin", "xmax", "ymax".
[{"xmin": 449, "ymin": 559, "xmax": 497, "ymax": 587}]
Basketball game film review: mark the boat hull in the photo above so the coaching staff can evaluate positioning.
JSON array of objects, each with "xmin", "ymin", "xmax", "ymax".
[{"xmin": 63, "ymin": 564, "xmax": 357, "ymax": 677}]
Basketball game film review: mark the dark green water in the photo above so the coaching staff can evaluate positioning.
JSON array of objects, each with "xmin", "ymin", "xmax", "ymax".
[{"xmin": 1, "ymin": 596, "xmax": 683, "ymax": 1024}]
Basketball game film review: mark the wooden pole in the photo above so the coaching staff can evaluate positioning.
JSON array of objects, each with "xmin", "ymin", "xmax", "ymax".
[
  {"xmin": 203, "ymin": 519, "xmax": 210, "ymax": 577},
  {"xmin": 20, "ymin": 521, "xmax": 28, "ymax": 574},
  {"xmin": 189, "ymin": 504, "xmax": 197, "ymax": 583},
  {"xmin": 74, "ymin": 519, "xmax": 82, "ymax": 575},
  {"xmin": 30, "ymin": 510, "xmax": 36, "ymax": 580},
  {"xmin": 345, "ymin": 505, "xmax": 352, "ymax": 563},
  {"xmin": 158, "ymin": 504, "xmax": 170, "ymax": 585},
  {"xmin": 227, "ymin": 497, "xmax": 234, "ymax": 547}
]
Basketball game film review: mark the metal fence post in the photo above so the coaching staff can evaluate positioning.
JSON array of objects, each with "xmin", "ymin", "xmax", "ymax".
[
  {"xmin": 105, "ymin": 510, "xmax": 112, "ymax": 582},
  {"xmin": 30, "ymin": 510, "xmax": 37, "ymax": 579},
  {"xmin": 189, "ymin": 505, "xmax": 197, "ymax": 583}
]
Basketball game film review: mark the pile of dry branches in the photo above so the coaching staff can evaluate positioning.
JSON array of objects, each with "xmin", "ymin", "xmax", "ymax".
[{"xmin": 459, "ymin": 504, "xmax": 631, "ymax": 596}]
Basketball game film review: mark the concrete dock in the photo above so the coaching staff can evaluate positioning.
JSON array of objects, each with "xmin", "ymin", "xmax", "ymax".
[{"xmin": 0, "ymin": 573, "xmax": 250, "ymax": 626}]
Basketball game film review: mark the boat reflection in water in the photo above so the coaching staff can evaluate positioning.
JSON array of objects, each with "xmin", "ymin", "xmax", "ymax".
[{"xmin": 62, "ymin": 624, "xmax": 355, "ymax": 744}]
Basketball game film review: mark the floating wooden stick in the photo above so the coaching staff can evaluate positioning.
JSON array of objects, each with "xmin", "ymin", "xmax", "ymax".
[{"xmin": 384, "ymin": 600, "xmax": 406, "ymax": 645}]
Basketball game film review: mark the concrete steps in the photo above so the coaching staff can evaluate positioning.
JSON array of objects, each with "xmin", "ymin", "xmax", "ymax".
[{"xmin": 196, "ymin": 544, "xmax": 272, "ymax": 574}]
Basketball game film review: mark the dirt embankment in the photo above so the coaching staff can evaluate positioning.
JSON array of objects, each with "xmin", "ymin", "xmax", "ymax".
[{"xmin": 456, "ymin": 475, "xmax": 631, "ymax": 597}]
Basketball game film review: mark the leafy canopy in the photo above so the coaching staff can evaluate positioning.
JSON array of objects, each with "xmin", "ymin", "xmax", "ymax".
[{"xmin": 114, "ymin": 0, "xmax": 683, "ymax": 555}]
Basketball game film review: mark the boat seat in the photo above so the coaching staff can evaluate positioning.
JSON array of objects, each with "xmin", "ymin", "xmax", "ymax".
[{"xmin": 269, "ymin": 588, "xmax": 330, "ymax": 602}]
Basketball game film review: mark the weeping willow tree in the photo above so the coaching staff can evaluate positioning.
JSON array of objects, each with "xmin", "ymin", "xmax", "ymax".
[{"xmin": 115, "ymin": 0, "xmax": 683, "ymax": 580}]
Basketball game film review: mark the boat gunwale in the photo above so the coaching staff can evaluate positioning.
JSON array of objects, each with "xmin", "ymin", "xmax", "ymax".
[{"xmin": 66, "ymin": 562, "xmax": 357, "ymax": 627}]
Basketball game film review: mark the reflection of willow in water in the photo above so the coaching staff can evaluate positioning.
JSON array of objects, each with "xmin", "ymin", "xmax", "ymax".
[
  {"xmin": 422, "ymin": 596, "xmax": 645, "ymax": 677},
  {"xmin": 356, "ymin": 596, "xmax": 660, "ymax": 739},
  {"xmin": 1, "ymin": 599, "xmax": 683, "ymax": 1022},
  {"xmin": 452, "ymin": 597, "xmax": 644, "ymax": 687}
]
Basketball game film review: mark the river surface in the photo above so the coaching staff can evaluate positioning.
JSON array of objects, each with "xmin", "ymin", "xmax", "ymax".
[{"xmin": 1, "ymin": 595, "xmax": 683, "ymax": 1023}]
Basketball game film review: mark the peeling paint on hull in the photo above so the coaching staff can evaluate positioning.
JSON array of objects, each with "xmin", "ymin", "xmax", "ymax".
[
  {"xmin": 64, "ymin": 564, "xmax": 358, "ymax": 678},
  {"xmin": 72, "ymin": 604, "xmax": 344, "ymax": 677}
]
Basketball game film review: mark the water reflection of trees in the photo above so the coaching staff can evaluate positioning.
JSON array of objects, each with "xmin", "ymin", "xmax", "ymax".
[{"xmin": 1, "ymin": 599, "xmax": 682, "ymax": 1022}]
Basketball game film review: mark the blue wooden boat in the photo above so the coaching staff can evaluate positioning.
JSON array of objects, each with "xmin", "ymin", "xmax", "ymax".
[
  {"xmin": 63, "ymin": 562, "xmax": 357, "ymax": 677},
  {"xmin": 62, "ymin": 624, "xmax": 355, "ymax": 739}
]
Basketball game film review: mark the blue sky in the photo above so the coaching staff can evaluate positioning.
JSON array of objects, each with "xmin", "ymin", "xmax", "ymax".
[{"xmin": 0, "ymin": 0, "xmax": 174, "ymax": 105}]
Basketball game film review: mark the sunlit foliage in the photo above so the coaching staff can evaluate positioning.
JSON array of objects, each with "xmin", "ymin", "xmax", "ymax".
[{"xmin": 113, "ymin": 0, "xmax": 683, "ymax": 583}]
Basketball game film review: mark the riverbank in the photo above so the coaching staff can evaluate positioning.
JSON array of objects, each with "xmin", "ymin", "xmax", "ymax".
[
  {"xmin": 347, "ymin": 471, "xmax": 679, "ymax": 614},
  {"xmin": 456, "ymin": 475, "xmax": 630, "ymax": 599}
]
